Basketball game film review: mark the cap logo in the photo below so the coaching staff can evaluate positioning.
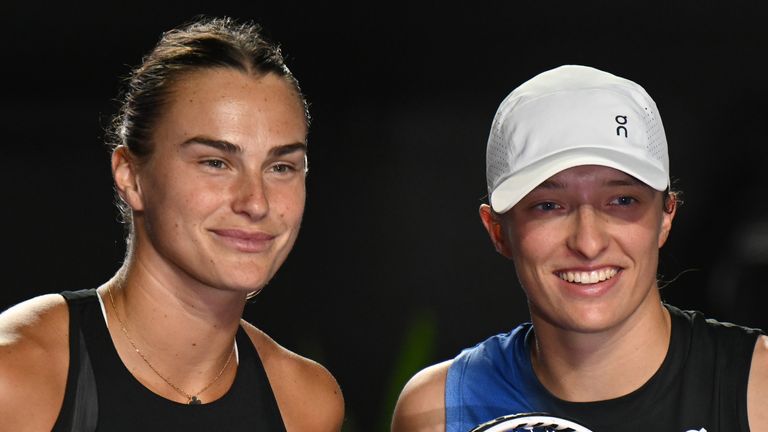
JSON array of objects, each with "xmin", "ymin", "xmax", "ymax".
[{"xmin": 615, "ymin": 115, "xmax": 628, "ymax": 138}]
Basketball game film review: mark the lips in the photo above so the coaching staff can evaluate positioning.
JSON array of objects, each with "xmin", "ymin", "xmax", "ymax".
[
  {"xmin": 557, "ymin": 267, "xmax": 619, "ymax": 285},
  {"xmin": 210, "ymin": 229, "xmax": 276, "ymax": 253}
]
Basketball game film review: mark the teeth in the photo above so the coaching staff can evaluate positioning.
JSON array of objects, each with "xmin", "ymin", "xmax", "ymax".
[{"xmin": 558, "ymin": 268, "xmax": 618, "ymax": 284}]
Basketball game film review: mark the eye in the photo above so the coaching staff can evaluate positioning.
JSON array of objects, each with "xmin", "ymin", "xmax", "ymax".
[
  {"xmin": 269, "ymin": 163, "xmax": 296, "ymax": 174},
  {"xmin": 534, "ymin": 202, "xmax": 562, "ymax": 212},
  {"xmin": 610, "ymin": 196, "xmax": 636, "ymax": 206},
  {"xmin": 201, "ymin": 159, "xmax": 227, "ymax": 170}
]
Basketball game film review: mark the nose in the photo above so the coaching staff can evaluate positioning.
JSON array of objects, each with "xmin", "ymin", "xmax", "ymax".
[
  {"xmin": 566, "ymin": 205, "xmax": 609, "ymax": 260},
  {"xmin": 231, "ymin": 173, "xmax": 269, "ymax": 221}
]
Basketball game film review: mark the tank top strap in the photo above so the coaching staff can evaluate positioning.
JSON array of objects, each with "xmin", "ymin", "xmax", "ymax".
[
  {"xmin": 52, "ymin": 289, "xmax": 99, "ymax": 432},
  {"xmin": 230, "ymin": 324, "xmax": 285, "ymax": 429}
]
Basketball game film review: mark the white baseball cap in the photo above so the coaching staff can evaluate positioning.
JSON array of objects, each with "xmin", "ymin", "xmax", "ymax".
[{"xmin": 486, "ymin": 65, "xmax": 670, "ymax": 214}]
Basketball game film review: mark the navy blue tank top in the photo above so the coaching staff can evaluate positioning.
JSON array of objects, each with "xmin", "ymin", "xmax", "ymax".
[
  {"xmin": 446, "ymin": 304, "xmax": 763, "ymax": 431},
  {"xmin": 52, "ymin": 289, "xmax": 286, "ymax": 431}
]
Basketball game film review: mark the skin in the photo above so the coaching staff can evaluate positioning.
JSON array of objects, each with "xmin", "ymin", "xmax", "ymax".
[
  {"xmin": 392, "ymin": 165, "xmax": 767, "ymax": 431},
  {"xmin": 0, "ymin": 68, "xmax": 343, "ymax": 431},
  {"xmin": 748, "ymin": 336, "xmax": 768, "ymax": 430}
]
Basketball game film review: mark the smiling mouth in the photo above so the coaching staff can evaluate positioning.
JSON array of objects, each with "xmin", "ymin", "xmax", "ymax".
[
  {"xmin": 210, "ymin": 229, "xmax": 276, "ymax": 253},
  {"xmin": 557, "ymin": 268, "xmax": 619, "ymax": 284}
]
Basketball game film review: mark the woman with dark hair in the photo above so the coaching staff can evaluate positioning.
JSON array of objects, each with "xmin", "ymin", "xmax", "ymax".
[{"xmin": 0, "ymin": 17, "xmax": 343, "ymax": 431}]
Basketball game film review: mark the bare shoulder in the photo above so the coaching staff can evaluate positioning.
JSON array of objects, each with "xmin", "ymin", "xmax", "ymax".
[
  {"xmin": 241, "ymin": 320, "xmax": 344, "ymax": 432},
  {"xmin": 748, "ymin": 334, "xmax": 768, "ymax": 431},
  {"xmin": 391, "ymin": 359, "xmax": 452, "ymax": 432},
  {"xmin": 0, "ymin": 294, "xmax": 70, "ymax": 431}
]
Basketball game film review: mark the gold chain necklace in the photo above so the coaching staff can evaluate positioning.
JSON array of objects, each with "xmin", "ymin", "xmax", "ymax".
[{"xmin": 106, "ymin": 285, "xmax": 235, "ymax": 405}]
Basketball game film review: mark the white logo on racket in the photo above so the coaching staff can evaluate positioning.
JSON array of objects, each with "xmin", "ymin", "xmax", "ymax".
[{"xmin": 470, "ymin": 412, "xmax": 592, "ymax": 432}]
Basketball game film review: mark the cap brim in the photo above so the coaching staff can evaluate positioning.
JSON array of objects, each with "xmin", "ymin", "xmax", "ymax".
[{"xmin": 489, "ymin": 147, "xmax": 669, "ymax": 214}]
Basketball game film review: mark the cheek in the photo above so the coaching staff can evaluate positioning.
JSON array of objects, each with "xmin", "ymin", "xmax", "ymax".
[
  {"xmin": 510, "ymin": 221, "xmax": 558, "ymax": 263},
  {"xmin": 622, "ymin": 216, "xmax": 665, "ymax": 250},
  {"xmin": 144, "ymin": 173, "xmax": 221, "ymax": 226},
  {"xmin": 508, "ymin": 225, "xmax": 558, "ymax": 290},
  {"xmin": 270, "ymin": 182, "xmax": 306, "ymax": 225}
]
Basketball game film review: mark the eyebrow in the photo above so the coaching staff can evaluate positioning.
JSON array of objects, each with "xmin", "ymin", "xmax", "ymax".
[
  {"xmin": 269, "ymin": 142, "xmax": 307, "ymax": 157},
  {"xmin": 181, "ymin": 137, "xmax": 243, "ymax": 154},
  {"xmin": 537, "ymin": 179, "xmax": 567, "ymax": 190},
  {"xmin": 534, "ymin": 176, "xmax": 644, "ymax": 190},
  {"xmin": 180, "ymin": 137, "xmax": 307, "ymax": 157},
  {"xmin": 604, "ymin": 178, "xmax": 644, "ymax": 187}
]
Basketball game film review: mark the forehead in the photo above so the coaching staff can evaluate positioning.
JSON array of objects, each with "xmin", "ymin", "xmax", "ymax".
[
  {"xmin": 172, "ymin": 68, "xmax": 303, "ymax": 114},
  {"xmin": 151, "ymin": 68, "xmax": 307, "ymax": 151},
  {"xmin": 531, "ymin": 165, "xmax": 647, "ymax": 191}
]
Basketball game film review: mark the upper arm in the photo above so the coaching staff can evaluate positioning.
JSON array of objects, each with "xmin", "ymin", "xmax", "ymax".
[
  {"xmin": 0, "ymin": 294, "xmax": 70, "ymax": 431},
  {"xmin": 391, "ymin": 360, "xmax": 452, "ymax": 432},
  {"xmin": 748, "ymin": 334, "xmax": 768, "ymax": 431},
  {"xmin": 242, "ymin": 322, "xmax": 344, "ymax": 432}
]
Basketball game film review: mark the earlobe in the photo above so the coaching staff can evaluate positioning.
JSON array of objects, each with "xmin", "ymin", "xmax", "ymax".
[
  {"xmin": 479, "ymin": 204, "xmax": 512, "ymax": 258},
  {"xmin": 112, "ymin": 146, "xmax": 144, "ymax": 211}
]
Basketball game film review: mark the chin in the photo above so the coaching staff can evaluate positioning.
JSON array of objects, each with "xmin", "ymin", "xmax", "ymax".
[
  {"xmin": 575, "ymin": 306, "xmax": 636, "ymax": 333},
  {"xmin": 217, "ymin": 258, "xmax": 279, "ymax": 284},
  {"xmin": 568, "ymin": 318, "xmax": 620, "ymax": 333},
  {"xmin": 536, "ymin": 302, "xmax": 624, "ymax": 334},
  {"xmin": 224, "ymin": 275, "xmax": 273, "ymax": 292},
  {"xmin": 199, "ymin": 271, "xmax": 272, "ymax": 295}
]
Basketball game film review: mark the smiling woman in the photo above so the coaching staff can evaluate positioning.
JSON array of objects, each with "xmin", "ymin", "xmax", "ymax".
[
  {"xmin": 495, "ymin": 165, "xmax": 673, "ymax": 335},
  {"xmin": 0, "ymin": 17, "xmax": 343, "ymax": 432},
  {"xmin": 116, "ymin": 69, "xmax": 309, "ymax": 295},
  {"xmin": 391, "ymin": 65, "xmax": 767, "ymax": 432}
]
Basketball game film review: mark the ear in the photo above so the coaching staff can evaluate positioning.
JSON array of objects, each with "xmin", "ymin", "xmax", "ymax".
[
  {"xmin": 112, "ymin": 146, "xmax": 145, "ymax": 211},
  {"xmin": 657, "ymin": 192, "xmax": 677, "ymax": 248},
  {"xmin": 479, "ymin": 204, "xmax": 513, "ymax": 259}
]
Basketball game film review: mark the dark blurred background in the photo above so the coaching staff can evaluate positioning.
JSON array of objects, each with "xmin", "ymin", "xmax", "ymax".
[{"xmin": 3, "ymin": 1, "xmax": 768, "ymax": 430}]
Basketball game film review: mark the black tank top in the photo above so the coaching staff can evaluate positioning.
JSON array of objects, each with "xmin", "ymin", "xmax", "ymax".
[
  {"xmin": 52, "ymin": 289, "xmax": 286, "ymax": 431},
  {"xmin": 547, "ymin": 305, "xmax": 762, "ymax": 430}
]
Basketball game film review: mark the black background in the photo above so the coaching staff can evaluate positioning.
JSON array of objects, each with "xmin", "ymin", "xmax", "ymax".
[{"xmin": 4, "ymin": 2, "xmax": 768, "ymax": 430}]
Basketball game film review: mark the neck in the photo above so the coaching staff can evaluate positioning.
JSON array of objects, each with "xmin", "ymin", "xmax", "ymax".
[
  {"xmin": 98, "ymin": 261, "xmax": 248, "ymax": 403},
  {"xmin": 107, "ymin": 264, "xmax": 246, "ymax": 340},
  {"xmin": 529, "ymin": 295, "xmax": 671, "ymax": 402}
]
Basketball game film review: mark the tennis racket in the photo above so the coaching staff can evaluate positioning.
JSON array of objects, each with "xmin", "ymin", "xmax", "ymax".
[{"xmin": 469, "ymin": 412, "xmax": 593, "ymax": 432}]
